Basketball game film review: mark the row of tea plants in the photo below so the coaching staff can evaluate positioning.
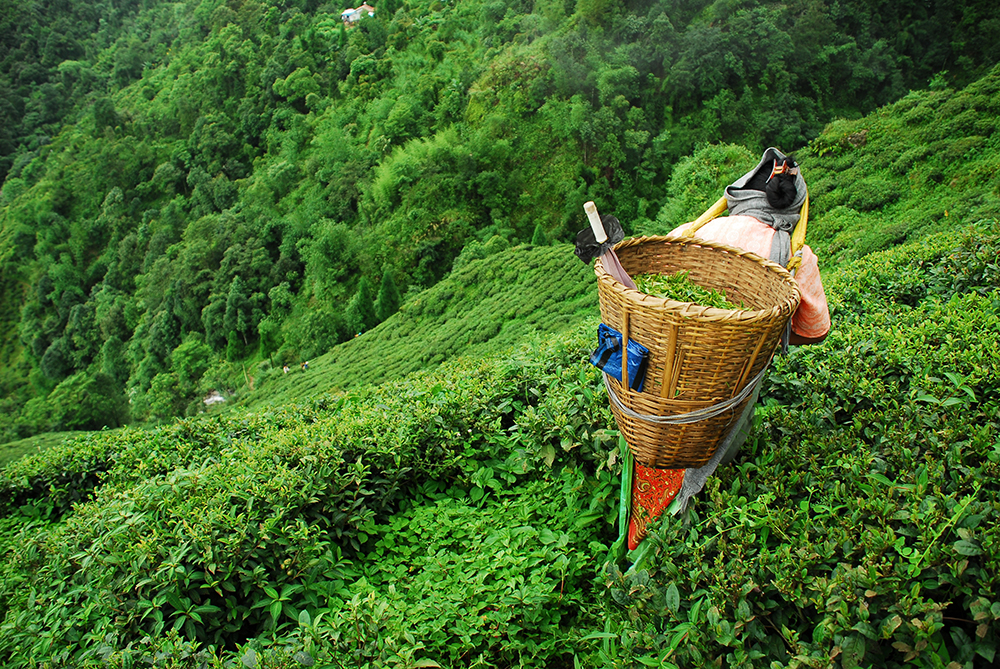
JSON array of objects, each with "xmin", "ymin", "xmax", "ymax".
[
  {"xmin": 1, "ymin": 220, "xmax": 997, "ymax": 666},
  {"xmin": 0, "ymin": 320, "xmax": 622, "ymax": 666},
  {"xmin": 602, "ymin": 221, "xmax": 1000, "ymax": 668}
]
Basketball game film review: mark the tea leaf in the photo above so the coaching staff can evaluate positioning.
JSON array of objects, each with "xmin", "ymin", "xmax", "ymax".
[
  {"xmin": 633, "ymin": 272, "xmax": 742, "ymax": 310},
  {"xmin": 241, "ymin": 648, "xmax": 258, "ymax": 669},
  {"xmin": 293, "ymin": 651, "xmax": 315, "ymax": 666},
  {"xmin": 841, "ymin": 634, "xmax": 866, "ymax": 669},
  {"xmin": 953, "ymin": 539, "xmax": 983, "ymax": 556}
]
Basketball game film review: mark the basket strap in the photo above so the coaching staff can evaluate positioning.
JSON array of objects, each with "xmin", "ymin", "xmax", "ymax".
[
  {"xmin": 603, "ymin": 361, "xmax": 770, "ymax": 426},
  {"xmin": 780, "ymin": 194, "xmax": 808, "ymax": 352},
  {"xmin": 786, "ymin": 194, "xmax": 809, "ymax": 272}
]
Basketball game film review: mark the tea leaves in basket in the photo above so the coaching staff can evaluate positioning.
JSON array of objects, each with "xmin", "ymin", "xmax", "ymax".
[{"xmin": 633, "ymin": 271, "xmax": 742, "ymax": 309}]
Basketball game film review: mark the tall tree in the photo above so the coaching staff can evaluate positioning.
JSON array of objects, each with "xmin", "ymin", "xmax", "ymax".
[
  {"xmin": 375, "ymin": 267, "xmax": 402, "ymax": 322},
  {"xmin": 345, "ymin": 277, "xmax": 378, "ymax": 334},
  {"xmin": 531, "ymin": 223, "xmax": 549, "ymax": 246},
  {"xmin": 224, "ymin": 276, "xmax": 253, "ymax": 344}
]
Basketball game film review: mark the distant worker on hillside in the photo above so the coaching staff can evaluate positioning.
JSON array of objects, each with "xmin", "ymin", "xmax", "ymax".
[{"xmin": 627, "ymin": 148, "xmax": 831, "ymax": 550}]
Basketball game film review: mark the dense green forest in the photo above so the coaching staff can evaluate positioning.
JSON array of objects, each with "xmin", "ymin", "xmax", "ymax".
[{"xmin": 2, "ymin": 0, "xmax": 1000, "ymax": 442}]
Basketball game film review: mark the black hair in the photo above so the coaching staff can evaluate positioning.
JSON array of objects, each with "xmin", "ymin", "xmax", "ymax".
[
  {"xmin": 735, "ymin": 151, "xmax": 799, "ymax": 209},
  {"xmin": 765, "ymin": 155, "xmax": 798, "ymax": 209}
]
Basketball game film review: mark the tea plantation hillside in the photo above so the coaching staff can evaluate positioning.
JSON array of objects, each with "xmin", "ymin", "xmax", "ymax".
[
  {"xmin": 4, "ymin": 0, "xmax": 1000, "ymax": 443},
  {"xmin": 232, "ymin": 63, "xmax": 1000, "ymax": 416},
  {"xmin": 0, "ymin": 219, "xmax": 997, "ymax": 667},
  {"xmin": 238, "ymin": 239, "xmax": 600, "ymax": 411},
  {"xmin": 641, "ymin": 65, "xmax": 1000, "ymax": 273},
  {"xmin": 1, "ymin": 69, "xmax": 999, "ymax": 667},
  {"xmin": 0, "ymin": 432, "xmax": 87, "ymax": 469}
]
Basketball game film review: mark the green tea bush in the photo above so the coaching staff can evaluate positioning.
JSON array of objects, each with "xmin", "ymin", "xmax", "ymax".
[
  {"xmin": 86, "ymin": 465, "xmax": 618, "ymax": 668},
  {"xmin": 0, "ymin": 322, "xmax": 621, "ymax": 666},
  {"xmin": 598, "ymin": 221, "xmax": 1000, "ymax": 668},
  {"xmin": 827, "ymin": 222, "xmax": 1000, "ymax": 322},
  {"xmin": 505, "ymin": 356, "xmax": 618, "ymax": 471},
  {"xmin": 891, "ymin": 146, "xmax": 932, "ymax": 175},
  {"xmin": 0, "ymin": 431, "xmax": 120, "ymax": 516},
  {"xmin": 0, "ymin": 408, "xmax": 322, "ymax": 516},
  {"xmin": 303, "ymin": 465, "xmax": 616, "ymax": 667},
  {"xmin": 847, "ymin": 177, "xmax": 902, "ymax": 212},
  {"xmin": 0, "ymin": 394, "xmax": 475, "ymax": 659}
]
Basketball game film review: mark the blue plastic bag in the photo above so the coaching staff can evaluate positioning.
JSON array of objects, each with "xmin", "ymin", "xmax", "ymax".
[{"xmin": 590, "ymin": 323, "xmax": 650, "ymax": 392}]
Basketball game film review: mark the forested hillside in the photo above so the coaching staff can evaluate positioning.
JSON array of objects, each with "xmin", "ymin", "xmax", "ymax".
[{"xmin": 2, "ymin": 0, "xmax": 999, "ymax": 442}]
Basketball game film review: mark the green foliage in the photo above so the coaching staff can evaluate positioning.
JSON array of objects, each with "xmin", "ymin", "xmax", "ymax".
[
  {"xmin": 0, "ymin": 323, "xmax": 621, "ymax": 666},
  {"xmin": 531, "ymin": 222, "xmax": 549, "ymax": 246},
  {"xmin": 801, "ymin": 67, "xmax": 1000, "ymax": 270},
  {"xmin": 598, "ymin": 221, "xmax": 1000, "ymax": 668},
  {"xmin": 345, "ymin": 276, "xmax": 378, "ymax": 335},
  {"xmin": 242, "ymin": 243, "xmax": 599, "ymax": 410},
  {"xmin": 224, "ymin": 275, "xmax": 254, "ymax": 359},
  {"xmin": 4, "ymin": 0, "xmax": 1000, "ymax": 440},
  {"xmin": 450, "ymin": 235, "xmax": 510, "ymax": 272},
  {"xmin": 284, "ymin": 305, "xmax": 347, "ymax": 362},
  {"xmin": 0, "ymin": 218, "xmax": 998, "ymax": 666},
  {"xmin": 646, "ymin": 143, "xmax": 756, "ymax": 234},
  {"xmin": 634, "ymin": 271, "xmax": 743, "ymax": 309},
  {"xmin": 0, "ymin": 432, "xmax": 88, "ymax": 470},
  {"xmin": 312, "ymin": 466, "xmax": 613, "ymax": 666},
  {"xmin": 171, "ymin": 334, "xmax": 213, "ymax": 394},
  {"xmin": 146, "ymin": 371, "xmax": 187, "ymax": 421},
  {"xmin": 46, "ymin": 372, "xmax": 128, "ymax": 432},
  {"xmin": 93, "ymin": 97, "xmax": 119, "ymax": 134},
  {"xmin": 374, "ymin": 267, "xmax": 401, "ymax": 323},
  {"xmin": 1, "ymin": 11, "xmax": 1000, "ymax": 665}
]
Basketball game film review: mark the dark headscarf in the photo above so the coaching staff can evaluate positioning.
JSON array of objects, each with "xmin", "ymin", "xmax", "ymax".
[{"xmin": 724, "ymin": 148, "xmax": 807, "ymax": 267}]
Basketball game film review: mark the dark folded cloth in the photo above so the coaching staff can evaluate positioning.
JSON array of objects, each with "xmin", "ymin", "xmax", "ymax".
[{"xmin": 574, "ymin": 214, "xmax": 625, "ymax": 263}]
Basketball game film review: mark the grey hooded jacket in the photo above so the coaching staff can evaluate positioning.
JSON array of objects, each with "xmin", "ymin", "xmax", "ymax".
[{"xmin": 724, "ymin": 147, "xmax": 807, "ymax": 267}]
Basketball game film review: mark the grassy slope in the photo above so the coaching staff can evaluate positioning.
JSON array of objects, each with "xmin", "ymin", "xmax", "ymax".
[
  {"xmin": 801, "ymin": 69, "xmax": 1000, "ymax": 269},
  {"xmin": 237, "ymin": 241, "xmax": 599, "ymax": 410}
]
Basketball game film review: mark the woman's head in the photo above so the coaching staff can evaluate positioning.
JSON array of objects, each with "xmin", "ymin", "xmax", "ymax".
[{"xmin": 765, "ymin": 156, "xmax": 798, "ymax": 209}]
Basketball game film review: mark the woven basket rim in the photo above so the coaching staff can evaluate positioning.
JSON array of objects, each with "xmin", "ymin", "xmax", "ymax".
[{"xmin": 595, "ymin": 234, "xmax": 801, "ymax": 323}]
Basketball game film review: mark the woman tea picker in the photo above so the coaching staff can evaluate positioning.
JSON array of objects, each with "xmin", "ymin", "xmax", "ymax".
[{"xmin": 629, "ymin": 148, "xmax": 831, "ymax": 550}]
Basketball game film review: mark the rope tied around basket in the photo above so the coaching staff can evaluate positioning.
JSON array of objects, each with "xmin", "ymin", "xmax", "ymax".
[
  {"xmin": 602, "ymin": 359, "xmax": 770, "ymax": 426},
  {"xmin": 593, "ymin": 235, "xmax": 800, "ymax": 468}
]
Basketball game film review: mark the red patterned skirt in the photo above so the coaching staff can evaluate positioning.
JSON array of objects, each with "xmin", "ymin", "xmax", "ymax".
[{"xmin": 627, "ymin": 464, "xmax": 685, "ymax": 550}]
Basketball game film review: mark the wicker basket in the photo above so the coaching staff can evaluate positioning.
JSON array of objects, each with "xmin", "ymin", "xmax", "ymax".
[{"xmin": 596, "ymin": 234, "xmax": 801, "ymax": 468}]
